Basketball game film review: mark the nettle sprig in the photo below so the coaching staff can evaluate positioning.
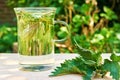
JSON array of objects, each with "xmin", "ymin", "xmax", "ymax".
[{"xmin": 50, "ymin": 40, "xmax": 120, "ymax": 80}]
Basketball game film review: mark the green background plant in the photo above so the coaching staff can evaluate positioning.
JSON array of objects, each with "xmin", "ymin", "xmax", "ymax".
[
  {"xmin": 0, "ymin": 24, "xmax": 17, "ymax": 52},
  {"xmin": 0, "ymin": 0, "xmax": 120, "ymax": 53}
]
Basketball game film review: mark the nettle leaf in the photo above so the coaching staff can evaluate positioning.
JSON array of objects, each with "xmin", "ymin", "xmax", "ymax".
[
  {"xmin": 83, "ymin": 68, "xmax": 94, "ymax": 80},
  {"xmin": 84, "ymin": 60, "xmax": 96, "ymax": 66},
  {"xmin": 102, "ymin": 59, "xmax": 120, "ymax": 80},
  {"xmin": 50, "ymin": 57, "xmax": 86, "ymax": 76},
  {"xmin": 50, "ymin": 39, "xmax": 119, "ymax": 80},
  {"xmin": 50, "ymin": 40, "xmax": 97, "ymax": 80},
  {"xmin": 50, "ymin": 56, "xmax": 95, "ymax": 80},
  {"xmin": 74, "ymin": 39, "xmax": 94, "ymax": 59},
  {"xmin": 74, "ymin": 39, "xmax": 102, "ymax": 64}
]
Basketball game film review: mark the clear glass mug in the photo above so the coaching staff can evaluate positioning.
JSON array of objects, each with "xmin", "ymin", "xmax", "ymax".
[{"xmin": 14, "ymin": 7, "xmax": 70, "ymax": 71}]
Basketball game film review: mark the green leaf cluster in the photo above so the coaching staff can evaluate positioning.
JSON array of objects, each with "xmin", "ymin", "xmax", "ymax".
[
  {"xmin": 50, "ymin": 41, "xmax": 120, "ymax": 80},
  {"xmin": 3, "ymin": 0, "xmax": 120, "ymax": 53}
]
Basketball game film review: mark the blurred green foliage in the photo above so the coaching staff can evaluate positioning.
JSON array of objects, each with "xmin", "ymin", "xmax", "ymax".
[
  {"xmin": 1, "ymin": 0, "xmax": 120, "ymax": 53},
  {"xmin": 0, "ymin": 24, "xmax": 17, "ymax": 52}
]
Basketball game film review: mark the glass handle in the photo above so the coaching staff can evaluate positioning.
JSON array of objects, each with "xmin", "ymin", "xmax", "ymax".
[{"xmin": 54, "ymin": 20, "xmax": 70, "ymax": 43}]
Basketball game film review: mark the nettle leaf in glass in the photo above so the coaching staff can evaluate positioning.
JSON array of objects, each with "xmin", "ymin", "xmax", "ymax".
[{"xmin": 15, "ymin": 8, "xmax": 55, "ymax": 56}]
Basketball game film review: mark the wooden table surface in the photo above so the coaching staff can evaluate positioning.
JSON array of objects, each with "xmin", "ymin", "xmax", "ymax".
[{"xmin": 0, "ymin": 53, "xmax": 114, "ymax": 80}]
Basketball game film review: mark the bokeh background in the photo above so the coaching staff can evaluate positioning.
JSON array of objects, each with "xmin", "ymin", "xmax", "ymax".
[{"xmin": 0, "ymin": 0, "xmax": 120, "ymax": 53}]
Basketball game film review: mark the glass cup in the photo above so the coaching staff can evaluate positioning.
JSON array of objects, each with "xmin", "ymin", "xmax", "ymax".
[{"xmin": 14, "ymin": 7, "xmax": 70, "ymax": 71}]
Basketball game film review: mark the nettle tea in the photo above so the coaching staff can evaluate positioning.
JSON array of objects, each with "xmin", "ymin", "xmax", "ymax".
[{"xmin": 14, "ymin": 7, "xmax": 69, "ymax": 71}]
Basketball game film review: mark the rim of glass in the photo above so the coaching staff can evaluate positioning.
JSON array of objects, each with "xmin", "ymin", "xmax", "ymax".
[{"xmin": 14, "ymin": 7, "xmax": 56, "ymax": 11}]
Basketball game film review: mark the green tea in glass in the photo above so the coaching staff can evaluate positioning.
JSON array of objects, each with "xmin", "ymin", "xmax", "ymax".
[{"xmin": 14, "ymin": 7, "xmax": 69, "ymax": 71}]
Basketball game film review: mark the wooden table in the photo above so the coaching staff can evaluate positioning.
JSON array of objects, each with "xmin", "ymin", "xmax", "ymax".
[{"xmin": 0, "ymin": 53, "xmax": 114, "ymax": 80}]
